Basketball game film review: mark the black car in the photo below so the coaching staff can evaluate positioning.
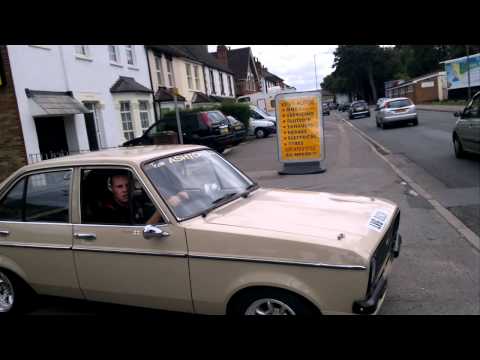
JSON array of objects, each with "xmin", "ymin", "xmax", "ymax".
[
  {"xmin": 349, "ymin": 100, "xmax": 370, "ymax": 119},
  {"xmin": 123, "ymin": 110, "xmax": 235, "ymax": 153},
  {"xmin": 322, "ymin": 103, "xmax": 330, "ymax": 116},
  {"xmin": 226, "ymin": 115, "xmax": 247, "ymax": 145},
  {"xmin": 339, "ymin": 103, "xmax": 350, "ymax": 112}
]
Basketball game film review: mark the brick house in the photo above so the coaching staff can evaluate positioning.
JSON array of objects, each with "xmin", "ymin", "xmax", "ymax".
[
  {"xmin": 254, "ymin": 57, "xmax": 285, "ymax": 93},
  {"xmin": 385, "ymin": 72, "xmax": 448, "ymax": 104},
  {"xmin": 211, "ymin": 46, "xmax": 261, "ymax": 96}
]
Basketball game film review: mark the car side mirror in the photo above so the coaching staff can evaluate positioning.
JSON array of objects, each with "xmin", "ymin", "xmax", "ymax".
[{"xmin": 143, "ymin": 225, "xmax": 170, "ymax": 239}]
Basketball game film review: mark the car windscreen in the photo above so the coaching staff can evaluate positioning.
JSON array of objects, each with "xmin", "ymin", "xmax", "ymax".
[
  {"xmin": 387, "ymin": 99, "xmax": 411, "ymax": 108},
  {"xmin": 142, "ymin": 150, "xmax": 254, "ymax": 220},
  {"xmin": 254, "ymin": 106, "xmax": 271, "ymax": 118},
  {"xmin": 208, "ymin": 111, "xmax": 227, "ymax": 124}
]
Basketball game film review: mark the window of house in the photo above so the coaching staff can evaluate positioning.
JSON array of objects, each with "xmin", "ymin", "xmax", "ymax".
[
  {"xmin": 186, "ymin": 63, "xmax": 193, "ymax": 89},
  {"xmin": 139, "ymin": 101, "xmax": 150, "ymax": 131},
  {"xmin": 25, "ymin": 171, "xmax": 71, "ymax": 223},
  {"xmin": 166, "ymin": 58, "xmax": 174, "ymax": 87},
  {"xmin": 125, "ymin": 45, "xmax": 136, "ymax": 66},
  {"xmin": 209, "ymin": 70, "xmax": 216, "ymax": 94},
  {"xmin": 0, "ymin": 178, "xmax": 26, "ymax": 221},
  {"xmin": 108, "ymin": 45, "xmax": 120, "ymax": 63},
  {"xmin": 155, "ymin": 56, "xmax": 165, "ymax": 86},
  {"xmin": 220, "ymin": 73, "xmax": 225, "ymax": 95},
  {"xmin": 120, "ymin": 101, "xmax": 134, "ymax": 141},
  {"xmin": 193, "ymin": 65, "xmax": 200, "ymax": 90},
  {"xmin": 75, "ymin": 45, "xmax": 90, "ymax": 57},
  {"xmin": 228, "ymin": 76, "xmax": 233, "ymax": 96}
]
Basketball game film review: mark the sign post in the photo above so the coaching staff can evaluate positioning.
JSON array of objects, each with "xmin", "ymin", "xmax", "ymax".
[{"xmin": 275, "ymin": 90, "xmax": 326, "ymax": 175}]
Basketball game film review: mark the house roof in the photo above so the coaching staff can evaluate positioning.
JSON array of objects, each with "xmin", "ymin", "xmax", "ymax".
[
  {"xmin": 212, "ymin": 47, "xmax": 253, "ymax": 80},
  {"xmin": 25, "ymin": 89, "xmax": 89, "ymax": 116},
  {"xmin": 148, "ymin": 45, "xmax": 234, "ymax": 74},
  {"xmin": 191, "ymin": 92, "xmax": 211, "ymax": 104},
  {"xmin": 154, "ymin": 87, "xmax": 186, "ymax": 102},
  {"xmin": 110, "ymin": 76, "xmax": 152, "ymax": 94},
  {"xmin": 264, "ymin": 70, "xmax": 284, "ymax": 82}
]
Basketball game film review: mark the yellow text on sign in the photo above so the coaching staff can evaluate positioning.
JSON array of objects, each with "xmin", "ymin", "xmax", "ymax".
[{"xmin": 278, "ymin": 96, "xmax": 321, "ymax": 161}]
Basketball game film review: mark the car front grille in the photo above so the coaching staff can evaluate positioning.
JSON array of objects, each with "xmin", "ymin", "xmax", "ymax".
[{"xmin": 368, "ymin": 210, "xmax": 400, "ymax": 293}]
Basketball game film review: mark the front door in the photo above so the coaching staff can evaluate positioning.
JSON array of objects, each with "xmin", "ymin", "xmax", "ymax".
[
  {"xmin": 72, "ymin": 167, "xmax": 192, "ymax": 313},
  {"xmin": 34, "ymin": 117, "xmax": 69, "ymax": 159},
  {"xmin": 84, "ymin": 113, "xmax": 99, "ymax": 151},
  {"xmin": 460, "ymin": 93, "xmax": 480, "ymax": 153}
]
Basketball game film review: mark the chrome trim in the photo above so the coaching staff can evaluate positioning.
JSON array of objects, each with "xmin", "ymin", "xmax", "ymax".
[
  {"xmin": 0, "ymin": 230, "xmax": 10, "ymax": 236},
  {"xmin": 72, "ymin": 223, "xmax": 170, "ymax": 229},
  {"xmin": 73, "ymin": 245, "xmax": 187, "ymax": 258},
  {"xmin": 0, "ymin": 221, "xmax": 73, "ymax": 226},
  {"xmin": 0, "ymin": 241, "xmax": 71, "ymax": 250},
  {"xmin": 188, "ymin": 253, "xmax": 366, "ymax": 270}
]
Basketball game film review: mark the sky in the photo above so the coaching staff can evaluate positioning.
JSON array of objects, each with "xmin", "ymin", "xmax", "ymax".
[{"xmin": 208, "ymin": 45, "xmax": 337, "ymax": 91}]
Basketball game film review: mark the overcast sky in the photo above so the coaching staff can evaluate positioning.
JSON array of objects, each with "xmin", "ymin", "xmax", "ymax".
[{"xmin": 208, "ymin": 45, "xmax": 337, "ymax": 91}]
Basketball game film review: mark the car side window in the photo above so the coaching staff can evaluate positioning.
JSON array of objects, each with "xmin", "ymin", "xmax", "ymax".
[
  {"xmin": 80, "ymin": 169, "xmax": 165, "ymax": 226},
  {"xmin": 0, "ymin": 178, "xmax": 26, "ymax": 221},
  {"xmin": 25, "ymin": 170, "xmax": 71, "ymax": 223},
  {"xmin": 250, "ymin": 110, "xmax": 263, "ymax": 120}
]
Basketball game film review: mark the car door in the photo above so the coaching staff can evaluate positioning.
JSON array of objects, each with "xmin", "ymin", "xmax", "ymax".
[
  {"xmin": 71, "ymin": 166, "xmax": 192, "ymax": 313},
  {"xmin": 0, "ymin": 169, "xmax": 82, "ymax": 299},
  {"xmin": 459, "ymin": 93, "xmax": 480, "ymax": 153}
]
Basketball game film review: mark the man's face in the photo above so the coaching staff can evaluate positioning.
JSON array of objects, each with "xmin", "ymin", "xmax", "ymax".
[{"xmin": 111, "ymin": 175, "xmax": 129, "ymax": 205}]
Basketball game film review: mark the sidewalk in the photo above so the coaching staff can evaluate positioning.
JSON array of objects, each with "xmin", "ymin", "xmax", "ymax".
[
  {"xmin": 224, "ymin": 117, "xmax": 479, "ymax": 314},
  {"xmin": 416, "ymin": 104, "xmax": 464, "ymax": 113}
]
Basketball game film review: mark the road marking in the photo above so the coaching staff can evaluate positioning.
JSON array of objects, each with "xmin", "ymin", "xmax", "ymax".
[{"xmin": 336, "ymin": 112, "xmax": 480, "ymax": 252}]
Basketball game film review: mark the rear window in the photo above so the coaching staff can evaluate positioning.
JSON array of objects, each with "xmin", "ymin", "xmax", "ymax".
[
  {"xmin": 208, "ymin": 111, "xmax": 226, "ymax": 124},
  {"xmin": 387, "ymin": 99, "xmax": 411, "ymax": 108}
]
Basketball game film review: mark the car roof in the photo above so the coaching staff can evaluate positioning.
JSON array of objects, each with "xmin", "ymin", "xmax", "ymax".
[
  {"xmin": 16, "ymin": 145, "xmax": 208, "ymax": 173},
  {"xmin": 385, "ymin": 97, "xmax": 410, "ymax": 102}
]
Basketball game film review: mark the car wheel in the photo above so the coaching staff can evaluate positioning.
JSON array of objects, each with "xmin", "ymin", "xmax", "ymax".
[
  {"xmin": 376, "ymin": 120, "xmax": 380, "ymax": 128},
  {"xmin": 255, "ymin": 128, "xmax": 265, "ymax": 139},
  {"xmin": 453, "ymin": 135, "xmax": 465, "ymax": 158},
  {"xmin": 230, "ymin": 288, "xmax": 320, "ymax": 316},
  {"xmin": 0, "ymin": 269, "xmax": 34, "ymax": 316}
]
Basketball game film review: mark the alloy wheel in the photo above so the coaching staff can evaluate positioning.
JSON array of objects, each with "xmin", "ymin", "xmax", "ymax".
[
  {"xmin": 245, "ymin": 298, "xmax": 296, "ymax": 315},
  {"xmin": 0, "ymin": 272, "xmax": 15, "ymax": 313}
]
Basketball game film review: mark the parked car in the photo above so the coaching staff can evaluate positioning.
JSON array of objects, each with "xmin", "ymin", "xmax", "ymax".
[
  {"xmin": 452, "ymin": 90, "xmax": 480, "ymax": 158},
  {"xmin": 349, "ymin": 100, "xmax": 370, "ymax": 119},
  {"xmin": 322, "ymin": 103, "xmax": 330, "ymax": 116},
  {"xmin": 0, "ymin": 145, "xmax": 401, "ymax": 316},
  {"xmin": 375, "ymin": 97, "xmax": 418, "ymax": 129},
  {"xmin": 226, "ymin": 115, "xmax": 247, "ymax": 145},
  {"xmin": 123, "ymin": 110, "xmax": 235, "ymax": 153},
  {"xmin": 249, "ymin": 118, "xmax": 276, "ymax": 138}
]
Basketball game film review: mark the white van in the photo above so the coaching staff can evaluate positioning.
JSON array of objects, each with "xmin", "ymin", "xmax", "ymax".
[{"xmin": 237, "ymin": 87, "xmax": 293, "ymax": 116}]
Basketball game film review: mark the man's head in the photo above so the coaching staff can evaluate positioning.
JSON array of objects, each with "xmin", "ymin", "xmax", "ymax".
[{"xmin": 109, "ymin": 175, "xmax": 129, "ymax": 206}]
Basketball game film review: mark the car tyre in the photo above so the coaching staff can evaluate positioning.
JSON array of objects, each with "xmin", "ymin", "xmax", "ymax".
[
  {"xmin": 0, "ymin": 269, "xmax": 36, "ymax": 317},
  {"xmin": 230, "ymin": 288, "xmax": 320, "ymax": 316},
  {"xmin": 255, "ymin": 128, "xmax": 266, "ymax": 139},
  {"xmin": 453, "ymin": 135, "xmax": 465, "ymax": 158}
]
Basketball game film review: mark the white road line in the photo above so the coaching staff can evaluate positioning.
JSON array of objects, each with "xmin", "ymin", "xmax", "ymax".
[{"xmin": 337, "ymin": 112, "xmax": 479, "ymax": 252}]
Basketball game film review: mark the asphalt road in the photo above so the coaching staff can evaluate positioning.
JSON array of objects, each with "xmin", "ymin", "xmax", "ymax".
[{"xmin": 336, "ymin": 109, "xmax": 480, "ymax": 237}]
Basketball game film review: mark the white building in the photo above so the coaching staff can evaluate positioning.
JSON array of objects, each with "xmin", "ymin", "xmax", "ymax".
[{"xmin": 6, "ymin": 45, "xmax": 155, "ymax": 162}]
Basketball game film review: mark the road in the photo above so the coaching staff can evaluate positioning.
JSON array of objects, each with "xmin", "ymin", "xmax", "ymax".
[{"xmin": 335, "ymin": 109, "xmax": 480, "ymax": 238}]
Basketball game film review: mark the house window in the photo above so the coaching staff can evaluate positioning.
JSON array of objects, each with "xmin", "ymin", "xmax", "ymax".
[
  {"xmin": 193, "ymin": 65, "xmax": 200, "ymax": 90},
  {"xmin": 166, "ymin": 58, "xmax": 174, "ymax": 87},
  {"xmin": 155, "ymin": 56, "xmax": 165, "ymax": 86},
  {"xmin": 228, "ymin": 76, "xmax": 233, "ymax": 96},
  {"xmin": 75, "ymin": 45, "xmax": 90, "ymax": 57},
  {"xmin": 186, "ymin": 63, "xmax": 193, "ymax": 89},
  {"xmin": 220, "ymin": 73, "xmax": 225, "ymax": 95},
  {"xmin": 120, "ymin": 101, "xmax": 134, "ymax": 140},
  {"xmin": 108, "ymin": 45, "xmax": 120, "ymax": 63},
  {"xmin": 125, "ymin": 45, "xmax": 136, "ymax": 66},
  {"xmin": 209, "ymin": 70, "xmax": 216, "ymax": 94},
  {"xmin": 139, "ymin": 101, "xmax": 150, "ymax": 131}
]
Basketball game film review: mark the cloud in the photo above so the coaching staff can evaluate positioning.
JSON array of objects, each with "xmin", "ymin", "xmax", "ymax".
[{"xmin": 208, "ymin": 45, "xmax": 337, "ymax": 91}]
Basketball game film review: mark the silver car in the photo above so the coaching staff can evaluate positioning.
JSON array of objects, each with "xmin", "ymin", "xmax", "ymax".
[
  {"xmin": 453, "ymin": 91, "xmax": 480, "ymax": 157},
  {"xmin": 375, "ymin": 97, "xmax": 418, "ymax": 129}
]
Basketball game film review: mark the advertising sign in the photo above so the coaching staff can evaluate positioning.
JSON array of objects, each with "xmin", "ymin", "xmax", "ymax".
[
  {"xmin": 444, "ymin": 53, "xmax": 480, "ymax": 90},
  {"xmin": 275, "ymin": 91, "xmax": 325, "ymax": 174}
]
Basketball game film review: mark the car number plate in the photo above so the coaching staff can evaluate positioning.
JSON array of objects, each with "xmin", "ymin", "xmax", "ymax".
[{"xmin": 221, "ymin": 128, "xmax": 229, "ymax": 134}]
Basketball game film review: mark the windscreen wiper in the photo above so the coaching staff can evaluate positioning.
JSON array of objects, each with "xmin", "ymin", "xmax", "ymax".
[
  {"xmin": 201, "ymin": 192, "xmax": 238, "ymax": 218},
  {"xmin": 241, "ymin": 183, "xmax": 259, "ymax": 198}
]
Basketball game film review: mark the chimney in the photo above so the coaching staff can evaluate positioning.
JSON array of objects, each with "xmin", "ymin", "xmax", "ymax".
[{"xmin": 215, "ymin": 45, "xmax": 228, "ymax": 66}]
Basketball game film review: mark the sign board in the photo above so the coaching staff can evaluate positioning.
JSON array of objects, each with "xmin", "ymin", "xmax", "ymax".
[
  {"xmin": 275, "ymin": 91, "xmax": 325, "ymax": 174},
  {"xmin": 421, "ymin": 81, "xmax": 434, "ymax": 88},
  {"xmin": 444, "ymin": 53, "xmax": 480, "ymax": 90}
]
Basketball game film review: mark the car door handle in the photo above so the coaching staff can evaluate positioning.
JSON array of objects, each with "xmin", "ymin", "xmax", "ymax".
[
  {"xmin": 74, "ymin": 233, "xmax": 97, "ymax": 241},
  {"xmin": 0, "ymin": 230, "xmax": 10, "ymax": 237}
]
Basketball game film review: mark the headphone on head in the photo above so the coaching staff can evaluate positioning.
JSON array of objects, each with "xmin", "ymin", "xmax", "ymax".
[{"xmin": 107, "ymin": 177, "xmax": 113, "ymax": 192}]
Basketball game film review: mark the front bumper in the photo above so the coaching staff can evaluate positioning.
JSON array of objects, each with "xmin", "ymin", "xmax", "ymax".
[{"xmin": 352, "ymin": 234, "xmax": 402, "ymax": 315}]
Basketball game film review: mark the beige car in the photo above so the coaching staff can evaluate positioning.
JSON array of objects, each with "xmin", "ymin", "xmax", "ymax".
[{"xmin": 0, "ymin": 145, "xmax": 401, "ymax": 316}]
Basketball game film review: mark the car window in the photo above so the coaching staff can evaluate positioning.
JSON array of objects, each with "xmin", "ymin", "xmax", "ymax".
[
  {"xmin": 25, "ymin": 170, "xmax": 71, "ymax": 223},
  {"xmin": 0, "ymin": 178, "xmax": 26, "ymax": 221},
  {"xmin": 80, "ymin": 169, "xmax": 165, "ymax": 226},
  {"xmin": 250, "ymin": 110, "xmax": 264, "ymax": 120},
  {"xmin": 465, "ymin": 95, "xmax": 480, "ymax": 118},
  {"xmin": 387, "ymin": 99, "xmax": 411, "ymax": 108},
  {"xmin": 208, "ymin": 111, "xmax": 226, "ymax": 124}
]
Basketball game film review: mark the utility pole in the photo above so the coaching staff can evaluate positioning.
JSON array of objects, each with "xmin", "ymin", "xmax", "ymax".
[
  {"xmin": 466, "ymin": 45, "xmax": 471, "ymax": 99},
  {"xmin": 314, "ymin": 54, "xmax": 318, "ymax": 89}
]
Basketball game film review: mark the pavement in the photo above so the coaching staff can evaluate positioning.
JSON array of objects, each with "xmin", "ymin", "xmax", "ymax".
[{"xmin": 224, "ymin": 114, "xmax": 479, "ymax": 315}]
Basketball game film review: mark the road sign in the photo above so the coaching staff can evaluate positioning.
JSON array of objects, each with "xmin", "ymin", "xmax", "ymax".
[{"xmin": 275, "ymin": 90, "xmax": 326, "ymax": 174}]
